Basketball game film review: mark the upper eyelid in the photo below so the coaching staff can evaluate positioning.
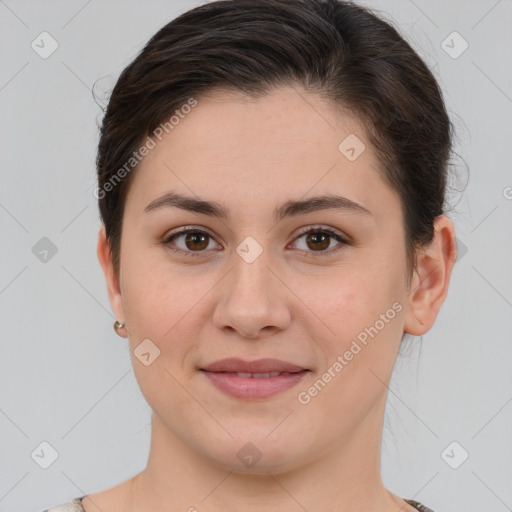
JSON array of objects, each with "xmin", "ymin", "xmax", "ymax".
[{"xmin": 293, "ymin": 225, "xmax": 348, "ymax": 241}]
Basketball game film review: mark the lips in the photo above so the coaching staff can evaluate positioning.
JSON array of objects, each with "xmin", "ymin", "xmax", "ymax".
[
  {"xmin": 224, "ymin": 371, "xmax": 295, "ymax": 378},
  {"xmin": 201, "ymin": 357, "xmax": 307, "ymax": 374},
  {"xmin": 200, "ymin": 358, "xmax": 310, "ymax": 399}
]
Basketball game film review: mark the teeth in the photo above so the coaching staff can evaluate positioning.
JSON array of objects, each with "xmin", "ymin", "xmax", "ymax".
[{"xmin": 234, "ymin": 371, "xmax": 292, "ymax": 378}]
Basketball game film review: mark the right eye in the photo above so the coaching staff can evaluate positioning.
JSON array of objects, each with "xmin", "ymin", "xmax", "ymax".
[{"xmin": 162, "ymin": 227, "xmax": 221, "ymax": 257}]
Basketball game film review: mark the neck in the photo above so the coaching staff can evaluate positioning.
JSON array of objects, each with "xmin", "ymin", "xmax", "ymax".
[{"xmin": 127, "ymin": 397, "xmax": 409, "ymax": 512}]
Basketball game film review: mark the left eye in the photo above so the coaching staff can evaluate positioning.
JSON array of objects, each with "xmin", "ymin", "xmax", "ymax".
[
  {"xmin": 162, "ymin": 226, "xmax": 349, "ymax": 258},
  {"xmin": 291, "ymin": 228, "xmax": 348, "ymax": 256}
]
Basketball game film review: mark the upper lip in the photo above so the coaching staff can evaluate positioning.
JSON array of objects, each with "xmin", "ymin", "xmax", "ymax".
[{"xmin": 201, "ymin": 358, "xmax": 307, "ymax": 373}]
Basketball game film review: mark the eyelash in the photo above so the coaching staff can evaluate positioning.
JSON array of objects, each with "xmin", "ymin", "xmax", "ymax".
[{"xmin": 161, "ymin": 225, "xmax": 350, "ymax": 259}]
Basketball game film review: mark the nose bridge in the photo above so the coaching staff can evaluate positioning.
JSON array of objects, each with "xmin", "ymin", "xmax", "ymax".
[
  {"xmin": 229, "ymin": 244, "xmax": 275, "ymax": 308},
  {"xmin": 213, "ymin": 242, "xmax": 290, "ymax": 337}
]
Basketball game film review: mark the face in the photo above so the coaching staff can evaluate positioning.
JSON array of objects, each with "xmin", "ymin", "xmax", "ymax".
[{"xmin": 99, "ymin": 86, "xmax": 447, "ymax": 474}]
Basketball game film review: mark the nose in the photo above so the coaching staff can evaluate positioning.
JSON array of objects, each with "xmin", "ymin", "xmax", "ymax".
[{"xmin": 212, "ymin": 249, "xmax": 291, "ymax": 339}]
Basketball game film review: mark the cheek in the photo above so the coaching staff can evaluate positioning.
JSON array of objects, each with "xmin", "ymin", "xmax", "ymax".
[
  {"xmin": 119, "ymin": 236, "xmax": 186, "ymax": 332},
  {"xmin": 120, "ymin": 252, "xmax": 216, "ymax": 367},
  {"xmin": 297, "ymin": 276, "xmax": 404, "ymax": 430},
  {"xmin": 304, "ymin": 265, "xmax": 403, "ymax": 338},
  {"xmin": 120, "ymin": 264, "xmax": 203, "ymax": 413},
  {"xmin": 306, "ymin": 266, "xmax": 406, "ymax": 389}
]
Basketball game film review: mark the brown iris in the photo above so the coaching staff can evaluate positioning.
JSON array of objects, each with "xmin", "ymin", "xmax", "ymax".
[
  {"xmin": 184, "ymin": 231, "xmax": 210, "ymax": 251},
  {"xmin": 306, "ymin": 231, "xmax": 330, "ymax": 251}
]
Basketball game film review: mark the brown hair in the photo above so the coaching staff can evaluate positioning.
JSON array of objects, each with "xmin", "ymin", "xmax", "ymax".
[{"xmin": 96, "ymin": 0, "xmax": 453, "ymax": 277}]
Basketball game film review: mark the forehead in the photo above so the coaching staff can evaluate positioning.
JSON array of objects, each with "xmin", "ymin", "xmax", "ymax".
[
  {"xmin": 125, "ymin": 85, "xmax": 400, "ymax": 223},
  {"xmin": 165, "ymin": 86, "xmax": 367, "ymax": 157}
]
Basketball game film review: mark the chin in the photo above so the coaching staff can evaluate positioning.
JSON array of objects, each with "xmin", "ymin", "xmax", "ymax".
[{"xmin": 197, "ymin": 430, "xmax": 308, "ymax": 476}]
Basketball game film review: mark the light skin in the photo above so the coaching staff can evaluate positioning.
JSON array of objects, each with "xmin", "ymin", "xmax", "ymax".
[{"xmin": 90, "ymin": 86, "xmax": 456, "ymax": 512}]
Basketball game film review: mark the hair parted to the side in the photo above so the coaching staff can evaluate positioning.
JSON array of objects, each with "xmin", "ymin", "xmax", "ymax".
[{"xmin": 96, "ymin": 0, "xmax": 453, "ymax": 278}]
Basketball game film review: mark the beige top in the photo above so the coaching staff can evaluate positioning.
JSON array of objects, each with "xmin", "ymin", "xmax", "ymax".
[{"xmin": 41, "ymin": 495, "xmax": 436, "ymax": 511}]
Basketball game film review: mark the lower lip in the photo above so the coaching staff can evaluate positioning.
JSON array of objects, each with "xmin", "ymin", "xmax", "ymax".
[{"xmin": 201, "ymin": 370, "xmax": 309, "ymax": 400}]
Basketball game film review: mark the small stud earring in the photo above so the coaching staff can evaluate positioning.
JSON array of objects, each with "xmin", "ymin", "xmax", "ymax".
[{"xmin": 113, "ymin": 320, "xmax": 127, "ymax": 337}]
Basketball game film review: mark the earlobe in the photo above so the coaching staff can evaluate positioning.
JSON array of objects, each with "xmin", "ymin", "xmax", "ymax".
[
  {"xmin": 97, "ymin": 226, "xmax": 125, "ymax": 327},
  {"xmin": 403, "ymin": 215, "xmax": 457, "ymax": 336}
]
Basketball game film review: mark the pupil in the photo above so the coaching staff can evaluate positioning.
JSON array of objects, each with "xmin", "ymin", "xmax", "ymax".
[
  {"xmin": 307, "ymin": 232, "xmax": 329, "ymax": 251},
  {"xmin": 186, "ymin": 232, "xmax": 208, "ymax": 250}
]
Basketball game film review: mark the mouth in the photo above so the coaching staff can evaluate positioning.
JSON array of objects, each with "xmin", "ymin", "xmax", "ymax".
[
  {"xmin": 205, "ymin": 371, "xmax": 303, "ymax": 378},
  {"xmin": 200, "ymin": 358, "xmax": 310, "ymax": 400}
]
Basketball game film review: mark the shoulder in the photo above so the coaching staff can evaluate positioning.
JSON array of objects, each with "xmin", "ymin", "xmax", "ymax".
[
  {"xmin": 39, "ymin": 496, "xmax": 435, "ymax": 512},
  {"xmin": 404, "ymin": 499, "xmax": 436, "ymax": 512},
  {"xmin": 40, "ymin": 496, "xmax": 85, "ymax": 512}
]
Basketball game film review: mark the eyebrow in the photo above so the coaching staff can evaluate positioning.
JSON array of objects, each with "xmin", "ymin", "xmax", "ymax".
[{"xmin": 143, "ymin": 191, "xmax": 372, "ymax": 221}]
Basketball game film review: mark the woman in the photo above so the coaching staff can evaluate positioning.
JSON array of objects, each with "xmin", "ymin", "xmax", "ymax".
[{"xmin": 42, "ymin": 0, "xmax": 457, "ymax": 510}]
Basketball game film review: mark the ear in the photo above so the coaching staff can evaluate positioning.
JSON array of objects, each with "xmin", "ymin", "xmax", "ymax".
[
  {"xmin": 403, "ymin": 215, "xmax": 457, "ymax": 336},
  {"xmin": 97, "ymin": 225, "xmax": 127, "ymax": 336}
]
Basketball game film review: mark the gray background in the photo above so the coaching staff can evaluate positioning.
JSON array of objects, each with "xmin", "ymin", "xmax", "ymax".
[{"xmin": 1, "ymin": 0, "xmax": 511, "ymax": 511}]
